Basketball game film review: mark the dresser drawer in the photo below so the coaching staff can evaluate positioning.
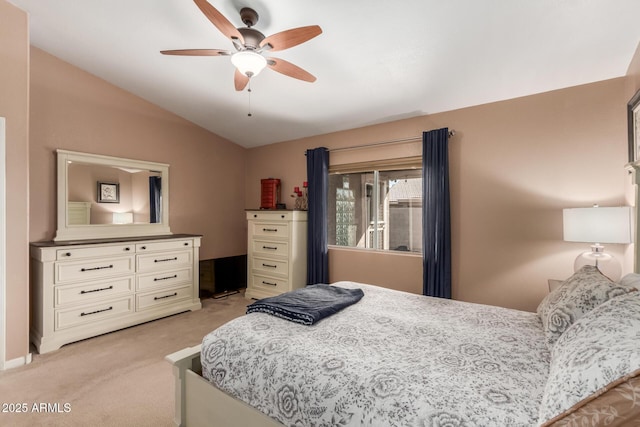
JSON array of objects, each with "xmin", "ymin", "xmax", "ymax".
[
  {"xmin": 250, "ymin": 274, "xmax": 290, "ymax": 293},
  {"xmin": 137, "ymin": 268, "xmax": 192, "ymax": 291},
  {"xmin": 55, "ymin": 256, "xmax": 135, "ymax": 284},
  {"xmin": 56, "ymin": 244, "xmax": 134, "ymax": 261},
  {"xmin": 55, "ymin": 296, "xmax": 134, "ymax": 330},
  {"xmin": 246, "ymin": 211, "xmax": 294, "ymax": 221},
  {"xmin": 137, "ymin": 250, "xmax": 192, "ymax": 272},
  {"xmin": 252, "ymin": 256, "xmax": 288, "ymax": 278},
  {"xmin": 250, "ymin": 222, "xmax": 290, "ymax": 239},
  {"xmin": 251, "ymin": 239, "xmax": 289, "ymax": 258},
  {"xmin": 136, "ymin": 239, "xmax": 193, "ymax": 253},
  {"xmin": 136, "ymin": 285, "xmax": 192, "ymax": 311},
  {"xmin": 55, "ymin": 276, "xmax": 134, "ymax": 308}
]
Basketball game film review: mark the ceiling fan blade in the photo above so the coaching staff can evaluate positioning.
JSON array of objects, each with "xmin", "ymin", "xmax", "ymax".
[
  {"xmin": 234, "ymin": 69, "xmax": 249, "ymax": 91},
  {"xmin": 267, "ymin": 57, "xmax": 316, "ymax": 82},
  {"xmin": 160, "ymin": 49, "xmax": 230, "ymax": 56},
  {"xmin": 193, "ymin": 0, "xmax": 244, "ymax": 44},
  {"xmin": 260, "ymin": 25, "xmax": 322, "ymax": 52}
]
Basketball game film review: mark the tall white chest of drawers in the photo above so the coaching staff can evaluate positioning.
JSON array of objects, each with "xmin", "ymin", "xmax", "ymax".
[
  {"xmin": 30, "ymin": 234, "xmax": 202, "ymax": 353},
  {"xmin": 245, "ymin": 210, "xmax": 307, "ymax": 300}
]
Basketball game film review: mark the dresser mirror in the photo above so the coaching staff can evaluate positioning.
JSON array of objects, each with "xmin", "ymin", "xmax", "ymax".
[{"xmin": 55, "ymin": 149, "xmax": 171, "ymax": 241}]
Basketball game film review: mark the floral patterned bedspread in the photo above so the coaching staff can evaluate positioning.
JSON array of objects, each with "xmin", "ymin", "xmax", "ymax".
[{"xmin": 201, "ymin": 282, "xmax": 550, "ymax": 427}]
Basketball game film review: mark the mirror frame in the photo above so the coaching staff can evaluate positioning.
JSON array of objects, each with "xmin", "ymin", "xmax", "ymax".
[{"xmin": 55, "ymin": 149, "xmax": 171, "ymax": 241}]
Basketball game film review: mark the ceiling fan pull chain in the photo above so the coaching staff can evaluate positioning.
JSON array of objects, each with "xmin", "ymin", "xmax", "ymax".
[{"xmin": 247, "ymin": 81, "xmax": 253, "ymax": 117}]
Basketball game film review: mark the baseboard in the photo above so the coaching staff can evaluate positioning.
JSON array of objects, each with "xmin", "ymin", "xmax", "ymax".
[{"xmin": 2, "ymin": 352, "xmax": 32, "ymax": 370}]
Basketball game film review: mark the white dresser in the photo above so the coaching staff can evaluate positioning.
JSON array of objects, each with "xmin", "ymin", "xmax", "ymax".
[
  {"xmin": 30, "ymin": 234, "xmax": 202, "ymax": 353},
  {"xmin": 245, "ymin": 210, "xmax": 307, "ymax": 300}
]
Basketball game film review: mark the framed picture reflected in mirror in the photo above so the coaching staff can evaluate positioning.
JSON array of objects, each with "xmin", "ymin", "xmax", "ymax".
[{"xmin": 97, "ymin": 182, "xmax": 119, "ymax": 203}]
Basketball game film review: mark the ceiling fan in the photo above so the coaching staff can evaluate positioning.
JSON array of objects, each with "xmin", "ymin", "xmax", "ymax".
[{"xmin": 161, "ymin": 0, "xmax": 322, "ymax": 91}]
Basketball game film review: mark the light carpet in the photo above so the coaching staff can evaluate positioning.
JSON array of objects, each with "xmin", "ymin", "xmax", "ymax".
[{"xmin": 0, "ymin": 292, "xmax": 249, "ymax": 427}]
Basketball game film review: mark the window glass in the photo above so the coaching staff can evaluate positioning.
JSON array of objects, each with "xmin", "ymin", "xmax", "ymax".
[{"xmin": 328, "ymin": 168, "xmax": 422, "ymax": 253}]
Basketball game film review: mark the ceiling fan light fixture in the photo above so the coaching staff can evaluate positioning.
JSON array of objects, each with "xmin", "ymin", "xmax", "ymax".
[{"xmin": 231, "ymin": 51, "xmax": 267, "ymax": 77}]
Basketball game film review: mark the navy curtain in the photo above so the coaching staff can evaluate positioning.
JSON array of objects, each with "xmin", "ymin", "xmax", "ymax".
[
  {"xmin": 422, "ymin": 128, "xmax": 452, "ymax": 298},
  {"xmin": 306, "ymin": 147, "xmax": 329, "ymax": 285},
  {"xmin": 149, "ymin": 176, "xmax": 162, "ymax": 224}
]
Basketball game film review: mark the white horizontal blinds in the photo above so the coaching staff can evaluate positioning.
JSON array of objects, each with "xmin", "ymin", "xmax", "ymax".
[{"xmin": 329, "ymin": 156, "xmax": 422, "ymax": 174}]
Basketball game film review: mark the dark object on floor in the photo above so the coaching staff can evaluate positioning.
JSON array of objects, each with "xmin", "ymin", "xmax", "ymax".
[{"xmin": 199, "ymin": 255, "xmax": 247, "ymax": 299}]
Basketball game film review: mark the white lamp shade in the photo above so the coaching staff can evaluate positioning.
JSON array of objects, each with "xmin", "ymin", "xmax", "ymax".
[
  {"xmin": 563, "ymin": 206, "xmax": 633, "ymax": 244},
  {"xmin": 113, "ymin": 212, "xmax": 134, "ymax": 224},
  {"xmin": 231, "ymin": 51, "xmax": 267, "ymax": 77}
]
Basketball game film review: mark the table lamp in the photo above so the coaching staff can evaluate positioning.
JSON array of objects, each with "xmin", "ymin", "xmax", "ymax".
[{"xmin": 563, "ymin": 205, "xmax": 633, "ymax": 280}]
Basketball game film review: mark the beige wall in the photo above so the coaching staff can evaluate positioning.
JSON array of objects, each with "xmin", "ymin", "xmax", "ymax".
[
  {"xmin": 29, "ymin": 48, "xmax": 248, "ymax": 261},
  {"xmin": 246, "ymin": 78, "xmax": 632, "ymax": 312},
  {"xmin": 0, "ymin": 0, "xmax": 30, "ymax": 362}
]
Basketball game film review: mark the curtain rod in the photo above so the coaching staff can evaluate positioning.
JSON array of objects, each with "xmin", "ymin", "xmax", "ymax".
[{"xmin": 327, "ymin": 129, "xmax": 455, "ymax": 153}]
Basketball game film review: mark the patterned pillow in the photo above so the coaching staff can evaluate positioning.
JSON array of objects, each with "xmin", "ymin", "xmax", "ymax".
[
  {"xmin": 537, "ymin": 292, "xmax": 640, "ymax": 425},
  {"xmin": 536, "ymin": 265, "xmax": 630, "ymax": 348}
]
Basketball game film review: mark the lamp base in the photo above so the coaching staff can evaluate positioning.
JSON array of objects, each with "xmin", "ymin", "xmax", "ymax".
[{"xmin": 573, "ymin": 247, "xmax": 621, "ymax": 281}]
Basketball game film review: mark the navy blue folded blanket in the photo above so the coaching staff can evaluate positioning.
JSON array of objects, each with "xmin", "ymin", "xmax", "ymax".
[{"xmin": 246, "ymin": 284, "xmax": 364, "ymax": 325}]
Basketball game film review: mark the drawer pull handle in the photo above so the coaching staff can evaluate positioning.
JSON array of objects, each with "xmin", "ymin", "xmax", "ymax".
[
  {"xmin": 154, "ymin": 292, "xmax": 178, "ymax": 301},
  {"xmin": 124, "ymin": 247, "xmax": 131, "ymax": 251},
  {"xmin": 262, "ymin": 281, "xmax": 277, "ymax": 286},
  {"xmin": 81, "ymin": 265, "xmax": 114, "ymax": 272},
  {"xmin": 154, "ymin": 257, "xmax": 178, "ymax": 263},
  {"xmin": 80, "ymin": 306, "xmax": 113, "ymax": 317},
  {"xmin": 263, "ymin": 246, "xmax": 278, "ymax": 250},
  {"xmin": 141, "ymin": 246, "xmax": 147, "ymax": 250},
  {"xmin": 184, "ymin": 242, "xmax": 189, "ymax": 246},
  {"xmin": 263, "ymin": 228, "xmax": 278, "ymax": 232},
  {"xmin": 154, "ymin": 274, "xmax": 178, "ymax": 282},
  {"xmin": 80, "ymin": 285, "xmax": 114, "ymax": 294},
  {"xmin": 64, "ymin": 252, "xmax": 72, "ymax": 257},
  {"xmin": 262, "ymin": 263, "xmax": 277, "ymax": 268}
]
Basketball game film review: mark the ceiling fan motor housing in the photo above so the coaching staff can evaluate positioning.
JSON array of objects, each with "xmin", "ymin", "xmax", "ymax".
[{"xmin": 238, "ymin": 27, "xmax": 265, "ymax": 50}]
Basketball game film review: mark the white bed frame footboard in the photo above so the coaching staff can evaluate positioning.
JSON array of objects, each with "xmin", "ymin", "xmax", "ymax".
[{"xmin": 165, "ymin": 345, "xmax": 283, "ymax": 427}]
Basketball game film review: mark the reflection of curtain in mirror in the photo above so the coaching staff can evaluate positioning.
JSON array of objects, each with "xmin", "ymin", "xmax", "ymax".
[{"xmin": 149, "ymin": 176, "xmax": 161, "ymax": 223}]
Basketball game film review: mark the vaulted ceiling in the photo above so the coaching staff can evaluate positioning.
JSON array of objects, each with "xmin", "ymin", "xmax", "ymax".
[{"xmin": 8, "ymin": 0, "xmax": 640, "ymax": 148}]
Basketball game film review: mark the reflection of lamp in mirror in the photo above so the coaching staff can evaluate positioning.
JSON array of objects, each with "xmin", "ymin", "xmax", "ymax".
[
  {"xmin": 563, "ymin": 205, "xmax": 633, "ymax": 281},
  {"xmin": 113, "ymin": 212, "xmax": 134, "ymax": 224}
]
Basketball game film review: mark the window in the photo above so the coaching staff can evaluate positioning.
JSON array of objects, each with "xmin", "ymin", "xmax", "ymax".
[{"xmin": 328, "ymin": 165, "xmax": 422, "ymax": 253}]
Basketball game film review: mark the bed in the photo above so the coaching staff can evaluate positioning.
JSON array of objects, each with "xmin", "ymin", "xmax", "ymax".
[{"xmin": 167, "ymin": 267, "xmax": 640, "ymax": 426}]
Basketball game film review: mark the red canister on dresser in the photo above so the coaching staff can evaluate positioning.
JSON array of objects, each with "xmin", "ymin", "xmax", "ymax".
[{"xmin": 260, "ymin": 178, "xmax": 281, "ymax": 209}]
